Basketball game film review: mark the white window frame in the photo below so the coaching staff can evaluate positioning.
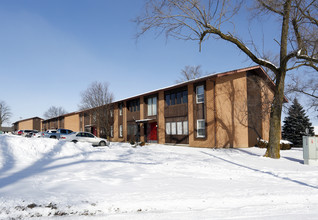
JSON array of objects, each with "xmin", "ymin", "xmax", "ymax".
[
  {"xmin": 196, "ymin": 85, "xmax": 204, "ymax": 103},
  {"xmin": 110, "ymin": 125, "xmax": 113, "ymax": 137},
  {"xmin": 147, "ymin": 97, "xmax": 157, "ymax": 116},
  {"xmin": 166, "ymin": 122, "xmax": 171, "ymax": 135},
  {"xmin": 183, "ymin": 121, "xmax": 188, "ymax": 135},
  {"xmin": 171, "ymin": 122, "xmax": 177, "ymax": 135},
  {"xmin": 177, "ymin": 122, "xmax": 183, "ymax": 135},
  {"xmin": 152, "ymin": 97, "xmax": 157, "ymax": 115},
  {"xmin": 119, "ymin": 125, "xmax": 123, "ymax": 137},
  {"xmin": 197, "ymin": 119, "xmax": 205, "ymax": 138},
  {"xmin": 147, "ymin": 98, "xmax": 152, "ymax": 116}
]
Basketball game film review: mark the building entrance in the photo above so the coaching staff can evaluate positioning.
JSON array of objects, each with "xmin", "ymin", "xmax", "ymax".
[{"xmin": 146, "ymin": 122, "xmax": 158, "ymax": 143}]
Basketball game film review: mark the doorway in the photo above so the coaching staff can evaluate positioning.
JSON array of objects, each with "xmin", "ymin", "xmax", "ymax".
[{"xmin": 146, "ymin": 122, "xmax": 158, "ymax": 143}]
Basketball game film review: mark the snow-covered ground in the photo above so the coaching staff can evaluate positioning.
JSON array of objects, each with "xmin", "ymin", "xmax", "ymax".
[{"xmin": 0, "ymin": 134, "xmax": 318, "ymax": 220}]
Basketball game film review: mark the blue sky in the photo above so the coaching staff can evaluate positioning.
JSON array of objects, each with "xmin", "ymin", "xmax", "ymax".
[{"xmin": 0, "ymin": 0, "xmax": 316, "ymax": 126}]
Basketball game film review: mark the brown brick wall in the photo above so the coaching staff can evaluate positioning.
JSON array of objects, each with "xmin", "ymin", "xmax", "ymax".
[
  {"xmin": 215, "ymin": 71, "xmax": 249, "ymax": 148},
  {"xmin": 64, "ymin": 114, "xmax": 80, "ymax": 132}
]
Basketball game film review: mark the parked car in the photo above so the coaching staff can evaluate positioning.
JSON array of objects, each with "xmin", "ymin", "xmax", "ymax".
[
  {"xmin": 64, "ymin": 132, "xmax": 109, "ymax": 146},
  {"xmin": 43, "ymin": 129, "xmax": 73, "ymax": 139},
  {"xmin": 17, "ymin": 130, "xmax": 35, "ymax": 137},
  {"xmin": 25, "ymin": 130, "xmax": 39, "ymax": 137},
  {"xmin": 32, "ymin": 131, "xmax": 45, "ymax": 138}
]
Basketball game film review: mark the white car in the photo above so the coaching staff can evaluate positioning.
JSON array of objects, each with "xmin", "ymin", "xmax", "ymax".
[
  {"xmin": 32, "ymin": 131, "xmax": 45, "ymax": 138},
  {"xmin": 64, "ymin": 132, "xmax": 109, "ymax": 146}
]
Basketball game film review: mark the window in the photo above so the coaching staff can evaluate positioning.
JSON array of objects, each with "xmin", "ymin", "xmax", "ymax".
[
  {"xmin": 128, "ymin": 124, "xmax": 137, "ymax": 136},
  {"xmin": 119, "ymin": 125, "xmax": 123, "ymax": 137},
  {"xmin": 147, "ymin": 97, "xmax": 157, "ymax": 116},
  {"xmin": 110, "ymin": 110, "xmax": 113, "ymax": 117},
  {"xmin": 166, "ymin": 122, "xmax": 171, "ymax": 135},
  {"xmin": 76, "ymin": 132, "xmax": 84, "ymax": 137},
  {"xmin": 196, "ymin": 85, "xmax": 204, "ymax": 103},
  {"xmin": 165, "ymin": 89, "xmax": 187, "ymax": 106},
  {"xmin": 86, "ymin": 133, "xmax": 94, "ymax": 138},
  {"xmin": 119, "ymin": 104, "xmax": 123, "ymax": 116},
  {"xmin": 147, "ymin": 98, "xmax": 152, "ymax": 115},
  {"xmin": 171, "ymin": 122, "xmax": 177, "ymax": 135},
  {"xmin": 92, "ymin": 113, "xmax": 96, "ymax": 123},
  {"xmin": 137, "ymin": 99, "xmax": 140, "ymax": 111},
  {"xmin": 171, "ymin": 93, "xmax": 175, "ymax": 105},
  {"xmin": 183, "ymin": 121, "xmax": 188, "ymax": 135},
  {"xmin": 165, "ymin": 94, "xmax": 170, "ymax": 106},
  {"xmin": 128, "ymin": 100, "xmax": 140, "ymax": 112},
  {"xmin": 152, "ymin": 97, "xmax": 157, "ymax": 115},
  {"xmin": 166, "ymin": 120, "xmax": 189, "ymax": 135},
  {"xmin": 197, "ymin": 120, "xmax": 205, "ymax": 138},
  {"xmin": 177, "ymin": 122, "xmax": 183, "ymax": 135},
  {"xmin": 177, "ymin": 92, "xmax": 182, "ymax": 104},
  {"xmin": 110, "ymin": 126, "xmax": 113, "ymax": 137},
  {"xmin": 183, "ymin": 91, "xmax": 188, "ymax": 103}
]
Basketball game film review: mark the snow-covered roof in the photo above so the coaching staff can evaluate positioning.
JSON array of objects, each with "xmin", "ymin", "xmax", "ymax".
[{"xmin": 114, "ymin": 65, "xmax": 265, "ymax": 103}]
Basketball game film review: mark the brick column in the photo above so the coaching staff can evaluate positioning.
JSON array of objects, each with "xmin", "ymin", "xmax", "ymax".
[
  {"xmin": 158, "ymin": 91, "xmax": 165, "ymax": 144},
  {"xmin": 113, "ymin": 106, "xmax": 119, "ymax": 141},
  {"xmin": 140, "ymin": 96, "xmax": 145, "ymax": 142},
  {"xmin": 123, "ymin": 101, "xmax": 127, "ymax": 141},
  {"xmin": 188, "ymin": 83, "xmax": 194, "ymax": 146}
]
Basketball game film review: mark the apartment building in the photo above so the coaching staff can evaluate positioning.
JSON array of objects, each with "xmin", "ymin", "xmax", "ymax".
[
  {"xmin": 109, "ymin": 66, "xmax": 275, "ymax": 148},
  {"xmin": 39, "ymin": 65, "xmax": 276, "ymax": 148},
  {"xmin": 13, "ymin": 117, "xmax": 43, "ymax": 131}
]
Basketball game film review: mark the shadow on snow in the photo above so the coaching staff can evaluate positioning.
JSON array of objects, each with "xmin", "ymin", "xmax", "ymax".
[
  {"xmin": 0, "ymin": 138, "xmax": 157, "ymax": 189},
  {"xmin": 201, "ymin": 151, "xmax": 318, "ymax": 190}
]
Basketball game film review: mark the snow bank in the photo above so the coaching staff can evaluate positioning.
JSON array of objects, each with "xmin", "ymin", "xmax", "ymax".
[{"xmin": 0, "ymin": 134, "xmax": 318, "ymax": 219}]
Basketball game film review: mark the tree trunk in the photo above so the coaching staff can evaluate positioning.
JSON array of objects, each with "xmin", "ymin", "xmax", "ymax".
[
  {"xmin": 265, "ymin": 69, "xmax": 287, "ymax": 159},
  {"xmin": 265, "ymin": 0, "xmax": 291, "ymax": 159}
]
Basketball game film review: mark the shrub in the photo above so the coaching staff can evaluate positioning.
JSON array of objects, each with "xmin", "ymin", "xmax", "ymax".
[{"xmin": 257, "ymin": 138, "xmax": 293, "ymax": 150}]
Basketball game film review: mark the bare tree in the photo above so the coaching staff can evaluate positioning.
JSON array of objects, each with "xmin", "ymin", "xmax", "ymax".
[
  {"xmin": 286, "ymin": 74, "xmax": 318, "ymax": 115},
  {"xmin": 136, "ymin": 0, "xmax": 318, "ymax": 158},
  {"xmin": 176, "ymin": 65, "xmax": 203, "ymax": 83},
  {"xmin": 79, "ymin": 81, "xmax": 114, "ymax": 138},
  {"xmin": 0, "ymin": 101, "xmax": 12, "ymax": 130},
  {"xmin": 44, "ymin": 106, "xmax": 68, "ymax": 119}
]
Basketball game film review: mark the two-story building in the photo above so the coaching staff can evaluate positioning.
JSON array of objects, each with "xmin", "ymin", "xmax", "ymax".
[{"xmin": 30, "ymin": 65, "xmax": 277, "ymax": 148}]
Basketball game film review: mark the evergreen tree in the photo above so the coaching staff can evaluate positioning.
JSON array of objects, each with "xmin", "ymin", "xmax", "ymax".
[{"xmin": 282, "ymin": 98, "xmax": 314, "ymax": 148}]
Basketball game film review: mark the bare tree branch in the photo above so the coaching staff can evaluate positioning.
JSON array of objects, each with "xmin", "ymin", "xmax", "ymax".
[
  {"xmin": 43, "ymin": 106, "xmax": 67, "ymax": 119},
  {"xmin": 0, "ymin": 101, "xmax": 11, "ymax": 129},
  {"xmin": 175, "ymin": 65, "xmax": 204, "ymax": 83},
  {"xmin": 135, "ymin": 0, "xmax": 318, "ymax": 158},
  {"xmin": 79, "ymin": 81, "xmax": 114, "ymax": 138}
]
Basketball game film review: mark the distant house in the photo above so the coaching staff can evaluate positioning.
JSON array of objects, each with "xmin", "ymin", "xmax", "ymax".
[
  {"xmin": 13, "ymin": 117, "xmax": 43, "ymax": 131},
  {"xmin": 1, "ymin": 127, "xmax": 13, "ymax": 133},
  {"xmin": 19, "ymin": 66, "xmax": 283, "ymax": 148},
  {"xmin": 42, "ymin": 111, "xmax": 84, "ymax": 133}
]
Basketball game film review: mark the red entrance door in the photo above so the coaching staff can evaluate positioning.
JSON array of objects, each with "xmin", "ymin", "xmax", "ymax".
[
  {"xmin": 148, "ymin": 122, "xmax": 157, "ymax": 141},
  {"xmin": 91, "ymin": 127, "xmax": 97, "ymax": 136}
]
